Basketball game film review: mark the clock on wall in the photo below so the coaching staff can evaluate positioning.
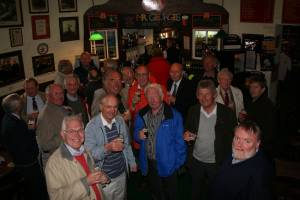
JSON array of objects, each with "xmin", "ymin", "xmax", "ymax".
[{"xmin": 37, "ymin": 43, "xmax": 49, "ymax": 55}]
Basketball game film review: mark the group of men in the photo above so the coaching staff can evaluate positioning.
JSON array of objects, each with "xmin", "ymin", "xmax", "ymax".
[{"xmin": 1, "ymin": 52, "xmax": 275, "ymax": 200}]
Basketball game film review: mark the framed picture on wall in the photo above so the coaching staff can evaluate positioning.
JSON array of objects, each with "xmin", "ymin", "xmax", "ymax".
[
  {"xmin": 31, "ymin": 15, "xmax": 50, "ymax": 40},
  {"xmin": 58, "ymin": 0, "xmax": 78, "ymax": 12},
  {"xmin": 0, "ymin": 50, "xmax": 25, "ymax": 87},
  {"xmin": 28, "ymin": 0, "xmax": 49, "ymax": 13},
  {"xmin": 59, "ymin": 17, "xmax": 79, "ymax": 42},
  {"xmin": 0, "ymin": 0, "xmax": 23, "ymax": 27},
  {"xmin": 9, "ymin": 28, "xmax": 23, "ymax": 47},
  {"xmin": 32, "ymin": 53, "xmax": 55, "ymax": 76}
]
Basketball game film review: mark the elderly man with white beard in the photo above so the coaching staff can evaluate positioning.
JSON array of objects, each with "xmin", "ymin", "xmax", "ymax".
[{"xmin": 210, "ymin": 121, "xmax": 274, "ymax": 200}]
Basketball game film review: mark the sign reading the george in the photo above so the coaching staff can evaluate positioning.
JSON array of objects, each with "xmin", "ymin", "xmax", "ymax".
[{"xmin": 119, "ymin": 13, "xmax": 184, "ymax": 28}]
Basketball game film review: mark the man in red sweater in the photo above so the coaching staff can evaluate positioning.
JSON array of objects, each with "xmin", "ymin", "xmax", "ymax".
[{"xmin": 147, "ymin": 48, "xmax": 170, "ymax": 87}]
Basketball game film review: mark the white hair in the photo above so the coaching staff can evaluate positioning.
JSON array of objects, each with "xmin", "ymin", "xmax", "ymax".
[
  {"xmin": 61, "ymin": 114, "xmax": 84, "ymax": 132},
  {"xmin": 2, "ymin": 93, "xmax": 22, "ymax": 113},
  {"xmin": 144, "ymin": 83, "xmax": 164, "ymax": 99},
  {"xmin": 217, "ymin": 68, "xmax": 233, "ymax": 80}
]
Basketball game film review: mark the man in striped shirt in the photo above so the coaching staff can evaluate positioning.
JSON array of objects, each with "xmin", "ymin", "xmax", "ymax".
[{"xmin": 85, "ymin": 94, "xmax": 137, "ymax": 200}]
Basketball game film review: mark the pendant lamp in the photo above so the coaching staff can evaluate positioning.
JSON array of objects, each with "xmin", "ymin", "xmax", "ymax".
[{"xmin": 89, "ymin": 0, "xmax": 104, "ymax": 55}]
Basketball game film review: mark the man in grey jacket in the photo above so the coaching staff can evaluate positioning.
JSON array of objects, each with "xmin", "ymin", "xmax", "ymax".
[
  {"xmin": 36, "ymin": 84, "xmax": 70, "ymax": 168},
  {"xmin": 85, "ymin": 94, "xmax": 137, "ymax": 200}
]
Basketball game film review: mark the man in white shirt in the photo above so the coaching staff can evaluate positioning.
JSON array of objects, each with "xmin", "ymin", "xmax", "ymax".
[
  {"xmin": 167, "ymin": 63, "xmax": 196, "ymax": 119},
  {"xmin": 85, "ymin": 94, "xmax": 137, "ymax": 200},
  {"xmin": 21, "ymin": 78, "xmax": 46, "ymax": 123}
]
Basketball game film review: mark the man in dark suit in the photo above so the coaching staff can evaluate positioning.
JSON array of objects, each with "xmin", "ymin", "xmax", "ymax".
[
  {"xmin": 1, "ymin": 93, "xmax": 48, "ymax": 200},
  {"xmin": 167, "ymin": 63, "xmax": 196, "ymax": 120}
]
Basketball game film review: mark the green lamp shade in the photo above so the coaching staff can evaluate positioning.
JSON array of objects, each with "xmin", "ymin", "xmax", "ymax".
[{"xmin": 89, "ymin": 32, "xmax": 104, "ymax": 41}]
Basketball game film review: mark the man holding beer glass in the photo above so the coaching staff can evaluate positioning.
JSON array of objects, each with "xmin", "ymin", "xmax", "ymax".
[{"xmin": 134, "ymin": 83, "xmax": 186, "ymax": 200}]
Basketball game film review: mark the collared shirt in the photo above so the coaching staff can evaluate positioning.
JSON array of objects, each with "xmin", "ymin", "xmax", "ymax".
[
  {"xmin": 11, "ymin": 113, "xmax": 21, "ymax": 119},
  {"xmin": 26, "ymin": 94, "xmax": 44, "ymax": 114},
  {"xmin": 66, "ymin": 93, "xmax": 78, "ymax": 102},
  {"xmin": 200, "ymin": 104, "xmax": 217, "ymax": 118},
  {"xmin": 65, "ymin": 144, "xmax": 85, "ymax": 156},
  {"xmin": 170, "ymin": 78, "xmax": 182, "ymax": 95},
  {"xmin": 100, "ymin": 113, "xmax": 116, "ymax": 129},
  {"xmin": 145, "ymin": 104, "xmax": 164, "ymax": 160}
]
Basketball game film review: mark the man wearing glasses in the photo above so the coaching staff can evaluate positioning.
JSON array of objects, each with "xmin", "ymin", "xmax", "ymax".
[
  {"xmin": 128, "ymin": 65, "xmax": 170, "ymax": 121},
  {"xmin": 45, "ymin": 115, "xmax": 109, "ymax": 200}
]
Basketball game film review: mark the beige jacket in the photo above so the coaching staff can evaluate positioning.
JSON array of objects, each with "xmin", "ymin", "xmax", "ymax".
[
  {"xmin": 216, "ymin": 85, "xmax": 244, "ymax": 119},
  {"xmin": 45, "ymin": 144, "xmax": 104, "ymax": 200}
]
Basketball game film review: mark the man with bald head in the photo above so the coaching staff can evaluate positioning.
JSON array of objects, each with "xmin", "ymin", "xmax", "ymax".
[
  {"xmin": 74, "ymin": 51, "xmax": 97, "ymax": 86},
  {"xmin": 36, "ymin": 83, "xmax": 70, "ymax": 167},
  {"xmin": 167, "ymin": 62, "xmax": 196, "ymax": 119},
  {"xmin": 193, "ymin": 55, "xmax": 219, "ymax": 86},
  {"xmin": 85, "ymin": 94, "xmax": 137, "ymax": 200}
]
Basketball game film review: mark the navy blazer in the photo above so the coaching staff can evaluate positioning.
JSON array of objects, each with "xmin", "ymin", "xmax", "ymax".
[{"xmin": 1, "ymin": 113, "xmax": 39, "ymax": 165}]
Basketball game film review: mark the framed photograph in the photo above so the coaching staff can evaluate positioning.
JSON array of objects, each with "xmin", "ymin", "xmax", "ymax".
[
  {"xmin": 0, "ymin": 0, "xmax": 23, "ymax": 27},
  {"xmin": 59, "ymin": 17, "xmax": 79, "ymax": 42},
  {"xmin": 58, "ymin": 0, "xmax": 77, "ymax": 12},
  {"xmin": 28, "ymin": 0, "xmax": 49, "ymax": 13},
  {"xmin": 0, "ymin": 50, "xmax": 25, "ymax": 87},
  {"xmin": 31, "ymin": 15, "xmax": 50, "ymax": 40},
  {"xmin": 32, "ymin": 53, "xmax": 55, "ymax": 76},
  {"xmin": 9, "ymin": 28, "xmax": 23, "ymax": 47}
]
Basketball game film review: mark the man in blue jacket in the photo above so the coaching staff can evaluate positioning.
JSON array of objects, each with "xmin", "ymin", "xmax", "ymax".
[{"xmin": 134, "ymin": 83, "xmax": 186, "ymax": 200}]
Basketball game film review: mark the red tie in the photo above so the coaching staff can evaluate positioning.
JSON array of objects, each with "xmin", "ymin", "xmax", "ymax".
[
  {"xmin": 75, "ymin": 155, "xmax": 101, "ymax": 200},
  {"xmin": 224, "ymin": 91, "xmax": 229, "ymax": 106}
]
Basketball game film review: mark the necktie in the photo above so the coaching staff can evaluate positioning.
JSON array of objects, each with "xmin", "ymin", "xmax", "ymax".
[
  {"xmin": 32, "ymin": 97, "xmax": 38, "ymax": 111},
  {"xmin": 224, "ymin": 91, "xmax": 229, "ymax": 106},
  {"xmin": 75, "ymin": 154, "xmax": 102, "ymax": 200},
  {"xmin": 172, "ymin": 82, "xmax": 177, "ymax": 97}
]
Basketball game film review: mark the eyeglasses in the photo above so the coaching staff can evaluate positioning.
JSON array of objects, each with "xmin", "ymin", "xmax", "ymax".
[
  {"xmin": 136, "ymin": 73, "xmax": 148, "ymax": 78},
  {"xmin": 64, "ymin": 128, "xmax": 84, "ymax": 135}
]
